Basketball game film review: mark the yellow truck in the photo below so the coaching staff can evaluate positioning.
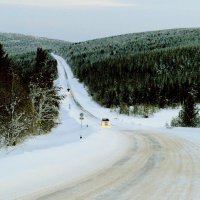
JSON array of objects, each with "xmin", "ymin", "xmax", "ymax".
[{"xmin": 101, "ymin": 118, "xmax": 111, "ymax": 127}]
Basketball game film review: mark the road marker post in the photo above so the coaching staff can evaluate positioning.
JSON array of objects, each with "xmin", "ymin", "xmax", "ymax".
[{"xmin": 80, "ymin": 113, "xmax": 84, "ymax": 128}]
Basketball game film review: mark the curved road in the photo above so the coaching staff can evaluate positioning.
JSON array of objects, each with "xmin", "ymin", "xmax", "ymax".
[{"xmin": 35, "ymin": 130, "xmax": 200, "ymax": 200}]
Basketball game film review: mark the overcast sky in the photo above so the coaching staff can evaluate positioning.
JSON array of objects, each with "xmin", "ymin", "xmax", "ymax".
[{"xmin": 0, "ymin": 0, "xmax": 200, "ymax": 42}]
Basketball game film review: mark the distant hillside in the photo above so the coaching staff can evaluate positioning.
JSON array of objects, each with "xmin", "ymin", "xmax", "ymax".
[
  {"xmin": 0, "ymin": 32, "xmax": 69, "ymax": 55},
  {"xmin": 59, "ymin": 28, "xmax": 200, "ymax": 116},
  {"xmin": 60, "ymin": 28, "xmax": 200, "ymax": 63}
]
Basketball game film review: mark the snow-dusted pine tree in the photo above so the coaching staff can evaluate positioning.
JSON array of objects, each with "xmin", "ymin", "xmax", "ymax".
[
  {"xmin": 0, "ymin": 70, "xmax": 31, "ymax": 146},
  {"xmin": 171, "ymin": 87, "xmax": 199, "ymax": 127},
  {"xmin": 0, "ymin": 98, "xmax": 31, "ymax": 146},
  {"xmin": 179, "ymin": 89, "xmax": 199, "ymax": 127},
  {"xmin": 29, "ymin": 81, "xmax": 64, "ymax": 134}
]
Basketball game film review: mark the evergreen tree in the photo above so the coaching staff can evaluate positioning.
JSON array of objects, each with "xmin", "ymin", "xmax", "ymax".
[
  {"xmin": 35, "ymin": 47, "xmax": 46, "ymax": 73},
  {"xmin": 0, "ymin": 43, "xmax": 8, "ymax": 61},
  {"xmin": 0, "ymin": 68, "xmax": 31, "ymax": 146},
  {"xmin": 29, "ymin": 81, "xmax": 63, "ymax": 133},
  {"xmin": 179, "ymin": 89, "xmax": 199, "ymax": 127},
  {"xmin": 0, "ymin": 44, "xmax": 61, "ymax": 146}
]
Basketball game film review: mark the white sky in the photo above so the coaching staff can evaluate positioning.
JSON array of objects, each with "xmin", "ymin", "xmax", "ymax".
[
  {"xmin": 0, "ymin": 0, "xmax": 134, "ymax": 7},
  {"xmin": 0, "ymin": 0, "xmax": 200, "ymax": 41}
]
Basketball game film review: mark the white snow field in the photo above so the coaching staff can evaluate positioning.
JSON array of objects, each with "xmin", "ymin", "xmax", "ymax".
[{"xmin": 0, "ymin": 54, "xmax": 199, "ymax": 200}]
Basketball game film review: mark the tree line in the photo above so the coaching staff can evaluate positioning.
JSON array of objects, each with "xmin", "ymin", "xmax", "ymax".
[
  {"xmin": 0, "ymin": 44, "xmax": 62, "ymax": 146},
  {"xmin": 61, "ymin": 29, "xmax": 200, "ymax": 127}
]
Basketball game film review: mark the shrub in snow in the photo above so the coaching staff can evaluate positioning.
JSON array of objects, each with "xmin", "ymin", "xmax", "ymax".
[
  {"xmin": 171, "ymin": 89, "xmax": 200, "ymax": 127},
  {"xmin": 29, "ymin": 82, "xmax": 64, "ymax": 134}
]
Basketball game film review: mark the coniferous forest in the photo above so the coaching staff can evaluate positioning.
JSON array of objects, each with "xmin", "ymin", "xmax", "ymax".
[
  {"xmin": 59, "ymin": 28, "xmax": 200, "ymax": 125},
  {"xmin": 69, "ymin": 46, "xmax": 200, "ymax": 107},
  {"xmin": 0, "ymin": 33, "xmax": 70, "ymax": 146},
  {"xmin": 0, "ymin": 44, "xmax": 62, "ymax": 146}
]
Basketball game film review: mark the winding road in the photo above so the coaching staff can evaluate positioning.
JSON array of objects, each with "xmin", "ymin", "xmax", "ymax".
[
  {"xmin": 36, "ymin": 130, "xmax": 200, "ymax": 200},
  {"xmin": 33, "ymin": 55, "xmax": 200, "ymax": 200}
]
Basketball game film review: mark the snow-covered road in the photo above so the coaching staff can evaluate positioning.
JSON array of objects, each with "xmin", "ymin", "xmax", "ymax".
[
  {"xmin": 36, "ymin": 131, "xmax": 200, "ymax": 200},
  {"xmin": 0, "ymin": 55, "xmax": 199, "ymax": 200}
]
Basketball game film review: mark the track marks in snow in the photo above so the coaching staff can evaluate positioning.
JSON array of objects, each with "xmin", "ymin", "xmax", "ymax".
[{"xmin": 37, "ymin": 131, "xmax": 200, "ymax": 200}]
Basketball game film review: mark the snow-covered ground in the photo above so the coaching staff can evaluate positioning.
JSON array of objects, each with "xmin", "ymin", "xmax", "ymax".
[{"xmin": 0, "ymin": 54, "xmax": 199, "ymax": 200}]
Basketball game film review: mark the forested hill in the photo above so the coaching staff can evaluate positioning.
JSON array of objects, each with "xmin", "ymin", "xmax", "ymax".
[
  {"xmin": 61, "ymin": 28, "xmax": 200, "ymax": 64},
  {"xmin": 59, "ymin": 28, "xmax": 200, "ymax": 125},
  {"xmin": 0, "ymin": 32, "xmax": 69, "ymax": 55}
]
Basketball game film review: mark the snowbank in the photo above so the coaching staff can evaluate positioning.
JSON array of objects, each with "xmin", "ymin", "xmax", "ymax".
[{"xmin": 0, "ymin": 130, "xmax": 129, "ymax": 199}]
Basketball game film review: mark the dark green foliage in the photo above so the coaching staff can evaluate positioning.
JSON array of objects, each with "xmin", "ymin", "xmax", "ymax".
[
  {"xmin": 0, "ymin": 33, "xmax": 68, "ymax": 145},
  {"xmin": 0, "ymin": 45, "xmax": 33, "ymax": 145},
  {"xmin": 0, "ymin": 44, "xmax": 12, "ymax": 107},
  {"xmin": 65, "ymin": 45, "xmax": 200, "ymax": 108},
  {"xmin": 61, "ymin": 28, "xmax": 200, "ymax": 65},
  {"xmin": 0, "ymin": 43, "xmax": 8, "ymax": 62},
  {"xmin": 0, "ymin": 32, "xmax": 70, "ymax": 56},
  {"xmin": 180, "ymin": 100, "xmax": 198, "ymax": 127},
  {"xmin": 60, "ymin": 28, "xmax": 200, "ymax": 114},
  {"xmin": 10, "ymin": 48, "xmax": 57, "ymax": 86},
  {"xmin": 29, "ymin": 81, "xmax": 63, "ymax": 134},
  {"xmin": 0, "ymin": 44, "xmax": 60, "ymax": 146},
  {"xmin": 32, "ymin": 48, "xmax": 57, "ymax": 85},
  {"xmin": 176, "ymin": 88, "xmax": 199, "ymax": 127}
]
